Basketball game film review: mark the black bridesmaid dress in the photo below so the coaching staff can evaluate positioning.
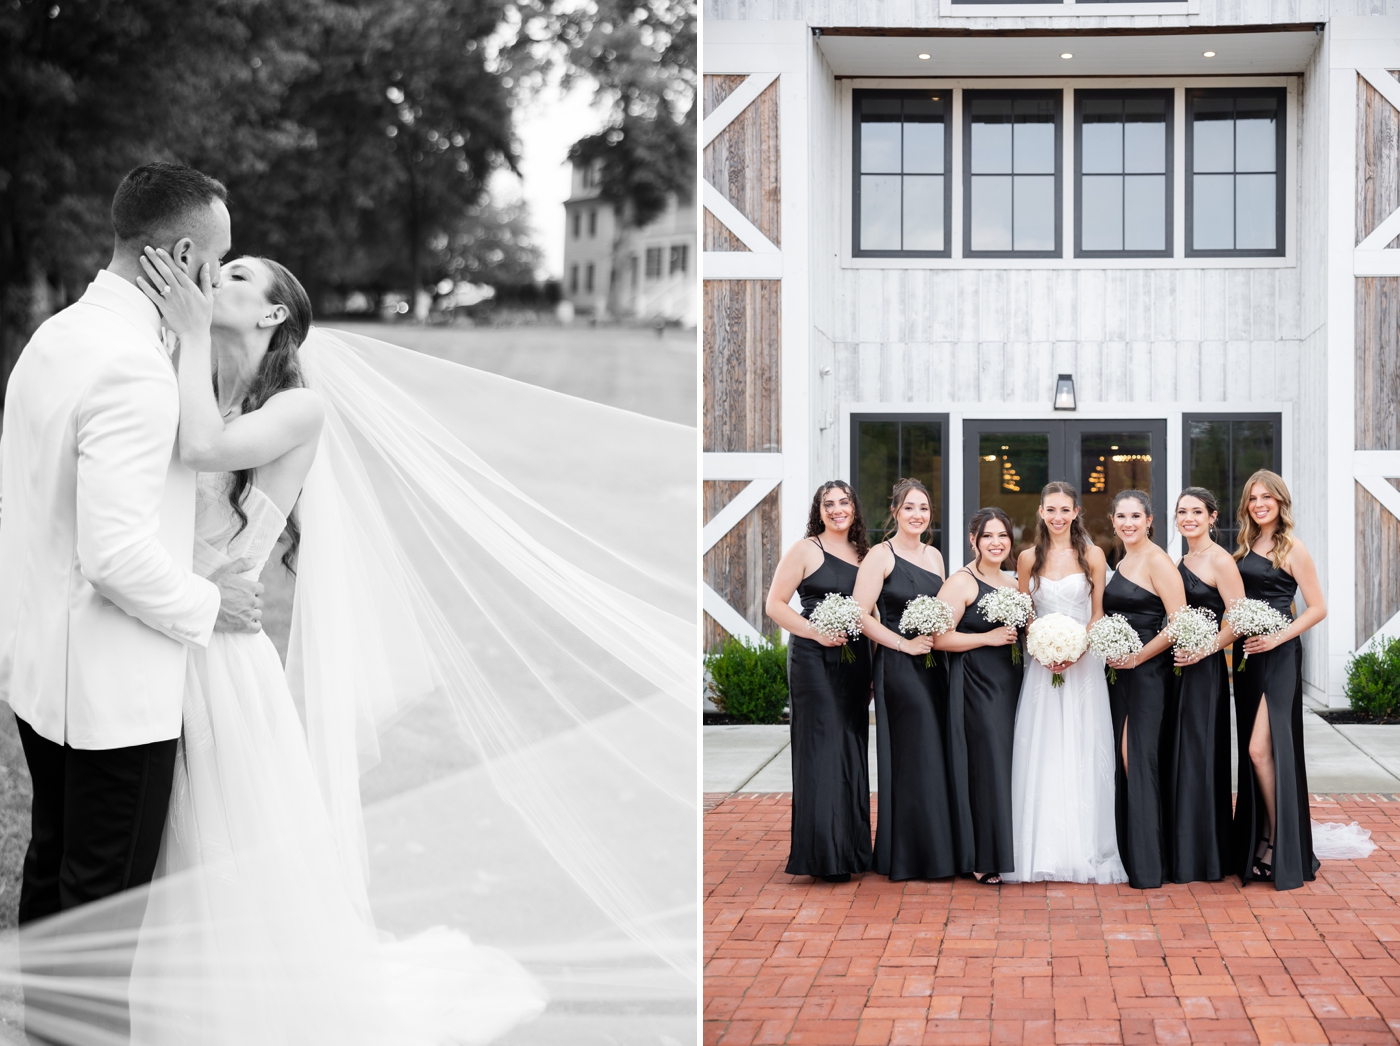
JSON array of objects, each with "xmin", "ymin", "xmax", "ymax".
[
  {"xmin": 946, "ymin": 573, "xmax": 1021, "ymax": 878},
  {"xmin": 872, "ymin": 545, "xmax": 956, "ymax": 881},
  {"xmin": 785, "ymin": 537, "xmax": 873, "ymax": 878},
  {"xmin": 1103, "ymin": 570, "xmax": 1173, "ymax": 890},
  {"xmin": 1231, "ymin": 550, "xmax": 1318, "ymax": 890},
  {"xmin": 1164, "ymin": 563, "xmax": 1233, "ymax": 883}
]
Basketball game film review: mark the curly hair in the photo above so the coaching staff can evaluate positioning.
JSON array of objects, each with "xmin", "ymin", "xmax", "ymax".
[
  {"xmin": 1028, "ymin": 481, "xmax": 1093, "ymax": 591},
  {"xmin": 805, "ymin": 480, "xmax": 870, "ymax": 561},
  {"xmin": 1233, "ymin": 469, "xmax": 1294, "ymax": 570},
  {"xmin": 881, "ymin": 478, "xmax": 934, "ymax": 545},
  {"xmin": 967, "ymin": 506, "xmax": 1014, "ymax": 572}
]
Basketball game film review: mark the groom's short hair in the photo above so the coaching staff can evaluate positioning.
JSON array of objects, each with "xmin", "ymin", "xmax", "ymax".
[{"xmin": 110, "ymin": 162, "xmax": 228, "ymax": 246}]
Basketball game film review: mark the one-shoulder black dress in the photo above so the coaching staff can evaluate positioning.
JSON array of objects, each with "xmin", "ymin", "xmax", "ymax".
[
  {"xmin": 872, "ymin": 545, "xmax": 955, "ymax": 880},
  {"xmin": 1231, "ymin": 550, "xmax": 1317, "ymax": 890},
  {"xmin": 946, "ymin": 574, "xmax": 1021, "ymax": 877},
  {"xmin": 1103, "ymin": 570, "xmax": 1173, "ymax": 890},
  {"xmin": 1164, "ymin": 563, "xmax": 1233, "ymax": 883},
  {"xmin": 785, "ymin": 539, "xmax": 873, "ymax": 878}
]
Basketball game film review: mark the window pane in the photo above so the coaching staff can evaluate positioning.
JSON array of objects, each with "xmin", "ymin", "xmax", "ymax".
[
  {"xmin": 1230, "ymin": 420, "xmax": 1275, "ymax": 543},
  {"xmin": 1081, "ymin": 175, "xmax": 1123, "ymax": 251},
  {"xmin": 978, "ymin": 432, "xmax": 1049, "ymax": 562},
  {"xmin": 1193, "ymin": 174, "xmax": 1234, "ymax": 249},
  {"xmin": 1235, "ymin": 97, "xmax": 1277, "ymax": 173},
  {"xmin": 1193, "ymin": 99, "xmax": 1234, "ymax": 173},
  {"xmin": 903, "ymin": 98, "xmax": 945, "ymax": 173},
  {"xmin": 1013, "ymin": 99, "xmax": 1056, "ymax": 174},
  {"xmin": 1013, "ymin": 176, "xmax": 1055, "ymax": 251},
  {"xmin": 861, "ymin": 175, "xmax": 901, "ymax": 250},
  {"xmin": 903, "ymin": 423, "xmax": 944, "ymax": 553},
  {"xmin": 1123, "ymin": 99, "xmax": 1167, "ymax": 173},
  {"xmin": 861, "ymin": 120, "xmax": 902, "ymax": 173},
  {"xmin": 903, "ymin": 175, "xmax": 944, "ymax": 251},
  {"xmin": 1188, "ymin": 421, "xmax": 1230, "ymax": 502},
  {"xmin": 858, "ymin": 422, "xmax": 900, "ymax": 543},
  {"xmin": 1080, "ymin": 432, "xmax": 1154, "ymax": 567},
  {"xmin": 1124, "ymin": 174, "xmax": 1166, "ymax": 251},
  {"xmin": 1235, "ymin": 173, "xmax": 1276, "ymax": 250},
  {"xmin": 970, "ymin": 99, "xmax": 1013, "ymax": 173},
  {"xmin": 1082, "ymin": 106, "xmax": 1123, "ymax": 174},
  {"xmin": 971, "ymin": 176, "xmax": 1013, "ymax": 251}
]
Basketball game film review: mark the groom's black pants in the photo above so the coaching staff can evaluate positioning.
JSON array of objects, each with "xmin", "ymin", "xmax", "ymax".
[{"xmin": 14, "ymin": 714, "xmax": 178, "ymax": 1045}]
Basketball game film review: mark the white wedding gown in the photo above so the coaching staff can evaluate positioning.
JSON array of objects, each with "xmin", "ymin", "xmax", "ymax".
[
  {"xmin": 1004, "ymin": 575, "xmax": 1128, "ymax": 884},
  {"xmin": 125, "ymin": 473, "xmax": 547, "ymax": 1044}
]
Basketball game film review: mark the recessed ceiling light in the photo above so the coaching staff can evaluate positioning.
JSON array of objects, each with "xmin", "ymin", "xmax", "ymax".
[
  {"xmin": 1061, "ymin": 52, "xmax": 1073, "ymax": 59},
  {"xmin": 1203, "ymin": 50, "xmax": 1216, "ymax": 57},
  {"xmin": 918, "ymin": 52, "xmax": 931, "ymax": 59}
]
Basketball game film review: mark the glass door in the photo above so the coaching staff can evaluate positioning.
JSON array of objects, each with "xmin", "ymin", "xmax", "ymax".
[{"xmin": 1067, "ymin": 420, "xmax": 1167, "ymax": 567}]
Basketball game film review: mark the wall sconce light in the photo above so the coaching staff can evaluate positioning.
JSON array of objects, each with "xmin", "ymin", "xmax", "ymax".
[{"xmin": 1053, "ymin": 374, "xmax": 1076, "ymax": 411}]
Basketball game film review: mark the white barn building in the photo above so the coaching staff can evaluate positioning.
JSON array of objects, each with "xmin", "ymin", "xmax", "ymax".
[{"xmin": 701, "ymin": 7, "xmax": 1400, "ymax": 705}]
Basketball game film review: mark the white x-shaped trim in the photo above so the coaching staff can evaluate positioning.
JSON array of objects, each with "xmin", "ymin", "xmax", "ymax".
[
  {"xmin": 1355, "ymin": 451, "xmax": 1400, "ymax": 650},
  {"xmin": 1354, "ymin": 69, "xmax": 1400, "ymax": 275}
]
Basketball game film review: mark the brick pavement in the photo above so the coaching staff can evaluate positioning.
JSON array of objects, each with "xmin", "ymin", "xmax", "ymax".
[{"xmin": 704, "ymin": 793, "xmax": 1400, "ymax": 1046}]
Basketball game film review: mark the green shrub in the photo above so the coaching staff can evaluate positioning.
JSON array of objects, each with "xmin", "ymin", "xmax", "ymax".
[
  {"xmin": 1346, "ymin": 635, "xmax": 1400, "ymax": 718},
  {"xmin": 704, "ymin": 633, "xmax": 789, "ymax": 724}
]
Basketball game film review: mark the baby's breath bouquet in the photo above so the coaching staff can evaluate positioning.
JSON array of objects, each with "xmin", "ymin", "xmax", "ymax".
[
  {"xmin": 1024, "ymin": 613, "xmax": 1089, "ymax": 687},
  {"xmin": 976, "ymin": 587, "xmax": 1035, "ymax": 665},
  {"xmin": 809, "ymin": 592, "xmax": 865, "ymax": 663},
  {"xmin": 1088, "ymin": 614, "xmax": 1142, "ymax": 684},
  {"xmin": 1224, "ymin": 598, "xmax": 1290, "ymax": 672},
  {"xmin": 898, "ymin": 595, "xmax": 955, "ymax": 667},
  {"xmin": 1164, "ymin": 606, "xmax": 1219, "ymax": 677}
]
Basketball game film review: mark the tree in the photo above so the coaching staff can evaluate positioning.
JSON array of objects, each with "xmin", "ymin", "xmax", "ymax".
[{"xmin": 430, "ymin": 197, "xmax": 543, "ymax": 289}]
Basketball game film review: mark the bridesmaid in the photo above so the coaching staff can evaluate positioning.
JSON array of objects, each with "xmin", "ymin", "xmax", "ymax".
[
  {"xmin": 853, "ymin": 478, "xmax": 955, "ymax": 881},
  {"xmin": 1101, "ymin": 490, "xmax": 1186, "ymax": 890},
  {"xmin": 1231, "ymin": 470, "xmax": 1326, "ymax": 890},
  {"xmin": 765, "ymin": 480, "xmax": 873, "ymax": 883},
  {"xmin": 934, "ymin": 507, "xmax": 1022, "ymax": 884},
  {"xmin": 1167, "ymin": 487, "xmax": 1244, "ymax": 883}
]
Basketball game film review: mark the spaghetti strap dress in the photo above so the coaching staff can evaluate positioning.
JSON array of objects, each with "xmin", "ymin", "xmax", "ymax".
[
  {"xmin": 1103, "ymin": 570, "xmax": 1173, "ymax": 890},
  {"xmin": 1231, "ymin": 550, "xmax": 1317, "ymax": 890},
  {"xmin": 1164, "ymin": 563, "xmax": 1233, "ymax": 883},
  {"xmin": 872, "ymin": 545, "xmax": 955, "ymax": 881},
  {"xmin": 785, "ymin": 539, "xmax": 873, "ymax": 878},
  {"xmin": 946, "ymin": 574, "xmax": 1021, "ymax": 877}
]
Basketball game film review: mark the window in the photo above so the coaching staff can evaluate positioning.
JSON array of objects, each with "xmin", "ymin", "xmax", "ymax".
[
  {"xmin": 1186, "ymin": 89, "xmax": 1285, "ymax": 257},
  {"xmin": 669, "ymin": 244, "xmax": 688, "ymax": 275},
  {"xmin": 569, "ymin": 264, "xmax": 578, "ymax": 293},
  {"xmin": 571, "ymin": 212, "xmax": 581, "ymax": 240},
  {"xmin": 1075, "ymin": 91, "xmax": 1173, "ymax": 258},
  {"xmin": 588, "ymin": 209, "xmax": 598, "ymax": 237},
  {"xmin": 851, "ymin": 415, "xmax": 949, "ymax": 559},
  {"xmin": 585, "ymin": 263, "xmax": 594, "ymax": 293},
  {"xmin": 630, "ymin": 255, "xmax": 639, "ymax": 288},
  {"xmin": 1183, "ymin": 414, "xmax": 1281, "ymax": 554},
  {"xmin": 645, "ymin": 247, "xmax": 663, "ymax": 279},
  {"xmin": 964, "ymin": 91, "xmax": 1062, "ymax": 257},
  {"xmin": 852, "ymin": 90, "xmax": 952, "ymax": 257}
]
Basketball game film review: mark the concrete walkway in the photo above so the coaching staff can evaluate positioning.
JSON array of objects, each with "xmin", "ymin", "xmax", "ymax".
[{"xmin": 704, "ymin": 709, "xmax": 1400, "ymax": 795}]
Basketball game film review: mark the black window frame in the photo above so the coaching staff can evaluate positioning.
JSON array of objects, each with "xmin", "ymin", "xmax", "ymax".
[
  {"xmin": 850, "ymin": 413, "xmax": 951, "ymax": 563},
  {"xmin": 852, "ymin": 88, "xmax": 954, "ymax": 260},
  {"xmin": 1074, "ymin": 88, "xmax": 1175, "ymax": 260},
  {"xmin": 1185, "ymin": 87, "xmax": 1287, "ymax": 259},
  {"xmin": 962, "ymin": 89, "xmax": 1064, "ymax": 260},
  {"xmin": 1181, "ymin": 412, "xmax": 1283, "ymax": 555}
]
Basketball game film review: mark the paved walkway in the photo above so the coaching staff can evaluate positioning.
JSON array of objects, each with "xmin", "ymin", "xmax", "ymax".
[{"xmin": 705, "ymin": 793, "xmax": 1400, "ymax": 1046}]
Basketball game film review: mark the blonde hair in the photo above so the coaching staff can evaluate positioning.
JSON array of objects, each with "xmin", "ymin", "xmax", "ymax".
[{"xmin": 1234, "ymin": 469, "xmax": 1294, "ymax": 570}]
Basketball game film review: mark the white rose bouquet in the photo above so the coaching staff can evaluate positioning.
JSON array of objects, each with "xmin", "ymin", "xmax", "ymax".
[
  {"xmin": 1024, "ymin": 613, "xmax": 1089, "ymax": 687},
  {"xmin": 809, "ymin": 592, "xmax": 865, "ymax": 663},
  {"xmin": 976, "ymin": 587, "xmax": 1035, "ymax": 665},
  {"xmin": 1088, "ymin": 614, "xmax": 1143, "ymax": 684},
  {"xmin": 898, "ymin": 595, "xmax": 955, "ymax": 667},
  {"xmin": 1164, "ymin": 606, "xmax": 1219, "ymax": 677},
  {"xmin": 1224, "ymin": 597, "xmax": 1290, "ymax": 672}
]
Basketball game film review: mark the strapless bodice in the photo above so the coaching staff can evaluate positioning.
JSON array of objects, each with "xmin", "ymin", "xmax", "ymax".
[
  {"xmin": 1238, "ymin": 550, "xmax": 1297, "ymax": 619},
  {"xmin": 1031, "ymin": 573, "xmax": 1092, "ymax": 625},
  {"xmin": 194, "ymin": 473, "xmax": 288, "ymax": 581}
]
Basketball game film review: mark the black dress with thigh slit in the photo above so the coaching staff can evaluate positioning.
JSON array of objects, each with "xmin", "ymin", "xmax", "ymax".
[
  {"xmin": 1103, "ymin": 570, "xmax": 1173, "ymax": 890},
  {"xmin": 946, "ymin": 574, "xmax": 1021, "ymax": 877},
  {"xmin": 1231, "ymin": 550, "xmax": 1317, "ymax": 891},
  {"xmin": 872, "ymin": 546, "xmax": 955, "ymax": 881},
  {"xmin": 785, "ymin": 539, "xmax": 873, "ymax": 878},
  {"xmin": 1164, "ymin": 563, "xmax": 1233, "ymax": 883}
]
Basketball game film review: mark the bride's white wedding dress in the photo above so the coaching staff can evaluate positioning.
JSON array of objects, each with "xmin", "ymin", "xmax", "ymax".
[{"xmin": 1004, "ymin": 574, "xmax": 1127, "ymax": 885}]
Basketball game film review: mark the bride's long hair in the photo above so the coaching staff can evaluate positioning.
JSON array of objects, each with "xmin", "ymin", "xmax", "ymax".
[
  {"xmin": 1027, "ymin": 481, "xmax": 1092, "ymax": 591},
  {"xmin": 221, "ymin": 258, "xmax": 311, "ymax": 571}
]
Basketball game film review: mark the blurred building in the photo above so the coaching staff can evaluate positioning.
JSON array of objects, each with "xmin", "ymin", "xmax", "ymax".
[{"xmin": 562, "ymin": 161, "xmax": 696, "ymax": 326}]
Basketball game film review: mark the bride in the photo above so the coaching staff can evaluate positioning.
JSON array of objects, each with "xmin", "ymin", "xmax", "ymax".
[
  {"xmin": 6, "ymin": 248, "xmax": 695, "ymax": 1042},
  {"xmin": 1004, "ymin": 482, "xmax": 1126, "ymax": 885}
]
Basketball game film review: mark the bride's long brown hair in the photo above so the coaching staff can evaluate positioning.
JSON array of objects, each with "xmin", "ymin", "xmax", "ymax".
[{"xmin": 1027, "ymin": 481, "xmax": 1093, "ymax": 591}]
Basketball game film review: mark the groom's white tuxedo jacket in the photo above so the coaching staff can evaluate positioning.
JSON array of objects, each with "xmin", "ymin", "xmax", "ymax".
[{"xmin": 0, "ymin": 269, "xmax": 221, "ymax": 749}]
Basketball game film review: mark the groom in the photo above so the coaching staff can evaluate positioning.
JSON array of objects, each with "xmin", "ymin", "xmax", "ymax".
[{"xmin": 0, "ymin": 162, "xmax": 262, "ymax": 1026}]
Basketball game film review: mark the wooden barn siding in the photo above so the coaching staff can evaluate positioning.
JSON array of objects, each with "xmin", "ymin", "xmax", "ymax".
[
  {"xmin": 1356, "ymin": 278, "xmax": 1400, "ymax": 450},
  {"xmin": 704, "ymin": 481, "xmax": 782, "ymax": 650},
  {"xmin": 1358, "ymin": 77, "xmax": 1400, "ymax": 248},
  {"xmin": 703, "ymin": 75, "xmax": 747, "ymax": 119},
  {"xmin": 703, "ymin": 81, "xmax": 782, "ymax": 247},
  {"xmin": 1357, "ymin": 483, "xmax": 1400, "ymax": 644},
  {"xmin": 704, "ymin": 279, "xmax": 782, "ymax": 453}
]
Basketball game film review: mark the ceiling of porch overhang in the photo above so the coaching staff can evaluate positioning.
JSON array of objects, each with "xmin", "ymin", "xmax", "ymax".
[{"xmin": 816, "ymin": 28, "xmax": 1321, "ymax": 76}]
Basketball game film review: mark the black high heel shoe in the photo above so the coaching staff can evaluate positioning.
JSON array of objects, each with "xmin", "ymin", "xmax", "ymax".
[
  {"xmin": 1251, "ymin": 837, "xmax": 1275, "ymax": 882},
  {"xmin": 973, "ymin": 872, "xmax": 1002, "ymax": 886}
]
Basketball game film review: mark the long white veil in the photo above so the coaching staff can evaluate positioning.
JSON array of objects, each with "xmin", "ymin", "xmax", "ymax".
[{"xmin": 0, "ymin": 327, "xmax": 698, "ymax": 1044}]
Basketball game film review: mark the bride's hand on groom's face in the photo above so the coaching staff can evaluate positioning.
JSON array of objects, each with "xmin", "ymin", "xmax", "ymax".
[
  {"xmin": 211, "ymin": 557, "xmax": 264, "ymax": 634},
  {"xmin": 136, "ymin": 246, "xmax": 214, "ymax": 339}
]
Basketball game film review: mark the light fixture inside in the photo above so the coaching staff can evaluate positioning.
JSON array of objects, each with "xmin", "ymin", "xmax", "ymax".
[
  {"xmin": 1060, "ymin": 52, "xmax": 1073, "ymax": 59},
  {"xmin": 918, "ymin": 52, "xmax": 931, "ymax": 60},
  {"xmin": 1203, "ymin": 50, "xmax": 1216, "ymax": 57}
]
